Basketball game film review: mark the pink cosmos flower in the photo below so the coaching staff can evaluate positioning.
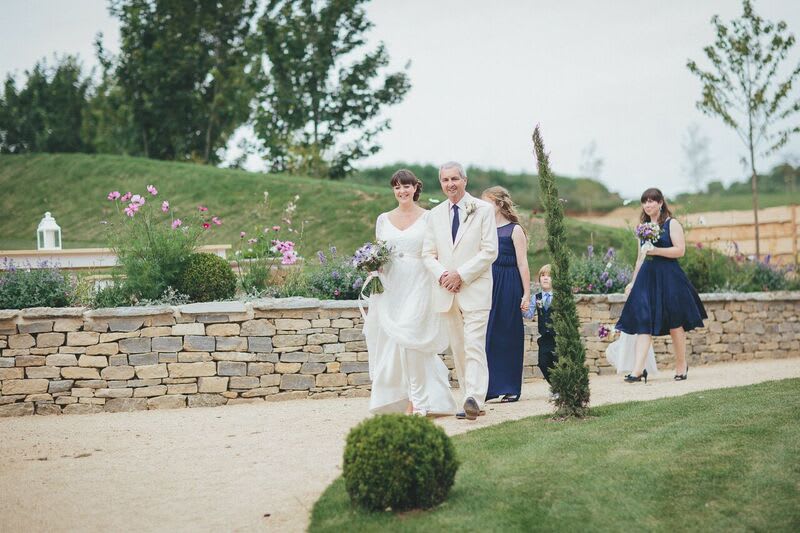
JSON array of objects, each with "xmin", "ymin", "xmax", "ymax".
[
  {"xmin": 248, "ymin": 238, "xmax": 258, "ymax": 244},
  {"xmin": 281, "ymin": 250, "xmax": 298, "ymax": 265},
  {"xmin": 161, "ymin": 201, "xmax": 169, "ymax": 212},
  {"xmin": 124, "ymin": 205, "xmax": 136, "ymax": 217},
  {"xmin": 198, "ymin": 206, "xmax": 208, "ymax": 212},
  {"xmin": 171, "ymin": 219, "xmax": 182, "ymax": 229},
  {"xmin": 203, "ymin": 223, "xmax": 210, "ymax": 229},
  {"xmin": 146, "ymin": 184, "xmax": 158, "ymax": 196},
  {"xmin": 240, "ymin": 232, "xmax": 246, "ymax": 238},
  {"xmin": 130, "ymin": 194, "xmax": 145, "ymax": 206},
  {"xmin": 211, "ymin": 216, "xmax": 222, "ymax": 226},
  {"xmin": 120, "ymin": 192, "xmax": 132, "ymax": 202},
  {"xmin": 107, "ymin": 191, "xmax": 121, "ymax": 201},
  {"xmin": 272, "ymin": 225, "xmax": 281, "ymax": 232}
]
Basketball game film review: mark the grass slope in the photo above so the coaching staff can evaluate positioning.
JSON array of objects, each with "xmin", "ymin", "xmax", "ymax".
[
  {"xmin": 0, "ymin": 153, "xmax": 636, "ymax": 266},
  {"xmin": 310, "ymin": 379, "xmax": 800, "ymax": 532}
]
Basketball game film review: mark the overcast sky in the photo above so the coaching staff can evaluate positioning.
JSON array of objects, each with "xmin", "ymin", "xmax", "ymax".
[{"xmin": 2, "ymin": 0, "xmax": 799, "ymax": 198}]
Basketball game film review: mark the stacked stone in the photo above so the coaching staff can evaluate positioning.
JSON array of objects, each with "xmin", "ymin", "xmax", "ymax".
[
  {"xmin": 579, "ymin": 292, "xmax": 800, "ymax": 375},
  {"xmin": 0, "ymin": 299, "xmax": 373, "ymax": 417},
  {"xmin": 1, "ymin": 293, "xmax": 799, "ymax": 417}
]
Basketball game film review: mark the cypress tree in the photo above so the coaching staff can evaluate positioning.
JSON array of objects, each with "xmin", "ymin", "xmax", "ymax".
[{"xmin": 532, "ymin": 126, "xmax": 590, "ymax": 417}]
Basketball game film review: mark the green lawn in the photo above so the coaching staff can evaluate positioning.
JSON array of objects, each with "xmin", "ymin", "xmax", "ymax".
[
  {"xmin": 310, "ymin": 379, "xmax": 800, "ymax": 532},
  {"xmin": 0, "ymin": 153, "xmax": 637, "ymax": 266}
]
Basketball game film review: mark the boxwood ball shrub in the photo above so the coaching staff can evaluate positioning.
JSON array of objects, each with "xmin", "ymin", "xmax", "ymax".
[
  {"xmin": 177, "ymin": 253, "xmax": 236, "ymax": 302},
  {"xmin": 343, "ymin": 414, "xmax": 459, "ymax": 512}
]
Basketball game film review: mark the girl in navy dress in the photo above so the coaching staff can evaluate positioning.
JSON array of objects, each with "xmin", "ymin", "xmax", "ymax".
[
  {"xmin": 481, "ymin": 186, "xmax": 531, "ymax": 402},
  {"xmin": 616, "ymin": 188, "xmax": 707, "ymax": 383}
]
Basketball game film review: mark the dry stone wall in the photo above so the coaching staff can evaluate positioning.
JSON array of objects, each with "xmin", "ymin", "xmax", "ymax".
[{"xmin": 1, "ymin": 293, "xmax": 798, "ymax": 417}]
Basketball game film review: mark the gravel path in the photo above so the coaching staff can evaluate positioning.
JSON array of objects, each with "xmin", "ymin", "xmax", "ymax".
[{"xmin": 2, "ymin": 358, "xmax": 799, "ymax": 533}]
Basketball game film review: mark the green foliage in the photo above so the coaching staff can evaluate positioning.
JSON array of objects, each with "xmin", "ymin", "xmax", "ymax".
[
  {"xmin": 679, "ymin": 244, "xmax": 800, "ymax": 293},
  {"xmin": 306, "ymin": 248, "xmax": 364, "ymax": 300},
  {"xmin": 569, "ymin": 246, "xmax": 632, "ymax": 294},
  {"xmin": 105, "ymin": 187, "xmax": 220, "ymax": 301},
  {"xmin": 177, "ymin": 253, "xmax": 236, "ymax": 302},
  {"xmin": 0, "ymin": 261, "xmax": 76, "ymax": 309},
  {"xmin": 91, "ymin": 282, "xmax": 136, "ymax": 308},
  {"xmin": 679, "ymin": 245, "xmax": 732, "ymax": 292},
  {"xmin": 0, "ymin": 56, "xmax": 93, "ymax": 154},
  {"xmin": 105, "ymin": 0, "xmax": 256, "ymax": 163},
  {"xmin": 350, "ymin": 163, "xmax": 624, "ymax": 214},
  {"xmin": 342, "ymin": 414, "xmax": 459, "ymax": 512},
  {"xmin": 253, "ymin": 0, "xmax": 411, "ymax": 178},
  {"xmin": 533, "ymin": 126, "xmax": 590, "ymax": 417}
]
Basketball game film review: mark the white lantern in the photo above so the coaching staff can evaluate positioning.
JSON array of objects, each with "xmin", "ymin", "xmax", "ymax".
[{"xmin": 37, "ymin": 212, "xmax": 62, "ymax": 250}]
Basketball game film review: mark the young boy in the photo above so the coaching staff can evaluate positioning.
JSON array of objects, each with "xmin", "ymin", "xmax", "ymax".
[{"xmin": 532, "ymin": 264, "xmax": 558, "ymax": 397}]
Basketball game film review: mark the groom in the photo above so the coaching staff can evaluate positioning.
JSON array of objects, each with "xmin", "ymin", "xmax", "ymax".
[{"xmin": 422, "ymin": 161, "xmax": 498, "ymax": 420}]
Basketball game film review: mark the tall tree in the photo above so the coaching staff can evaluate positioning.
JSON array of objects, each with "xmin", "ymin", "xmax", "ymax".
[
  {"xmin": 107, "ymin": 0, "xmax": 256, "ymax": 163},
  {"xmin": 681, "ymin": 123, "xmax": 713, "ymax": 193},
  {"xmin": 0, "ymin": 56, "xmax": 92, "ymax": 154},
  {"xmin": 687, "ymin": 0, "xmax": 800, "ymax": 258},
  {"xmin": 253, "ymin": 0, "xmax": 411, "ymax": 179},
  {"xmin": 533, "ymin": 126, "xmax": 590, "ymax": 418}
]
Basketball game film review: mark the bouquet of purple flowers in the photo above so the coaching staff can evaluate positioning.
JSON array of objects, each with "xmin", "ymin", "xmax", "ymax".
[
  {"xmin": 635, "ymin": 222, "xmax": 661, "ymax": 254},
  {"xmin": 351, "ymin": 241, "xmax": 393, "ymax": 295}
]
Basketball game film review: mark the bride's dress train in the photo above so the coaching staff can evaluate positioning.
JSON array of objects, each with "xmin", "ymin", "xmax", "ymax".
[
  {"xmin": 364, "ymin": 212, "xmax": 458, "ymax": 415},
  {"xmin": 605, "ymin": 332, "xmax": 659, "ymax": 375}
]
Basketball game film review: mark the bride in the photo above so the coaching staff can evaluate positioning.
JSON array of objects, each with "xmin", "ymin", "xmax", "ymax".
[{"xmin": 363, "ymin": 169, "xmax": 458, "ymax": 416}]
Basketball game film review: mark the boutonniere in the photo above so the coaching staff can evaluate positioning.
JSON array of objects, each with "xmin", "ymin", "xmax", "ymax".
[
  {"xmin": 536, "ymin": 298, "xmax": 544, "ymax": 309},
  {"xmin": 464, "ymin": 201, "xmax": 478, "ymax": 222}
]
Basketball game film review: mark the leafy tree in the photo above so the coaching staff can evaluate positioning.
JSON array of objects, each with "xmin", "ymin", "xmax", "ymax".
[
  {"xmin": 0, "ymin": 56, "xmax": 92, "ymax": 154},
  {"xmin": 106, "ymin": 0, "xmax": 256, "ymax": 163},
  {"xmin": 252, "ymin": 0, "xmax": 411, "ymax": 179},
  {"xmin": 687, "ymin": 0, "xmax": 800, "ymax": 258},
  {"xmin": 532, "ymin": 126, "xmax": 590, "ymax": 417}
]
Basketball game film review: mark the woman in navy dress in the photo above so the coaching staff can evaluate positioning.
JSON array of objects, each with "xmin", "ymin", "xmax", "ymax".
[
  {"xmin": 616, "ymin": 188, "xmax": 707, "ymax": 383},
  {"xmin": 481, "ymin": 186, "xmax": 531, "ymax": 402}
]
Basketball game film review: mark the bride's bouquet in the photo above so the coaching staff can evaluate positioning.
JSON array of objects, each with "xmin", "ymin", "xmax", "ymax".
[
  {"xmin": 352, "ymin": 241, "xmax": 394, "ymax": 295},
  {"xmin": 635, "ymin": 222, "xmax": 661, "ymax": 255}
]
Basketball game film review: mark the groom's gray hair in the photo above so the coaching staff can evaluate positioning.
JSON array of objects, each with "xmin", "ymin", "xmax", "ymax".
[{"xmin": 439, "ymin": 161, "xmax": 467, "ymax": 180}]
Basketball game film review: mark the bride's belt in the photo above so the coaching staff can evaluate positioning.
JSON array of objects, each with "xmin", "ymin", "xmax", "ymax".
[{"xmin": 394, "ymin": 251, "xmax": 421, "ymax": 259}]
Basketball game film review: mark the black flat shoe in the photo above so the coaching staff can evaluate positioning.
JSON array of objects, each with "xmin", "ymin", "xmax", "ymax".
[
  {"xmin": 674, "ymin": 364, "xmax": 689, "ymax": 381},
  {"xmin": 500, "ymin": 394, "xmax": 520, "ymax": 403},
  {"xmin": 624, "ymin": 369, "xmax": 648, "ymax": 383}
]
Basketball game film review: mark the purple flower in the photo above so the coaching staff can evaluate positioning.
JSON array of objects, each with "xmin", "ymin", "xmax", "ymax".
[
  {"xmin": 587, "ymin": 245, "xmax": 594, "ymax": 257},
  {"xmin": 598, "ymin": 325, "xmax": 611, "ymax": 339},
  {"xmin": 605, "ymin": 278, "xmax": 613, "ymax": 289},
  {"xmin": 331, "ymin": 271, "xmax": 340, "ymax": 280},
  {"xmin": 317, "ymin": 251, "xmax": 326, "ymax": 265},
  {"xmin": 352, "ymin": 278, "xmax": 364, "ymax": 290},
  {"xmin": 604, "ymin": 247, "xmax": 616, "ymax": 262},
  {"xmin": 600, "ymin": 271, "xmax": 609, "ymax": 282}
]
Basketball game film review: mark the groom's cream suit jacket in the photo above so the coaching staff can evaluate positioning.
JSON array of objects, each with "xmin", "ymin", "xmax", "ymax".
[{"xmin": 422, "ymin": 193, "xmax": 499, "ymax": 312}]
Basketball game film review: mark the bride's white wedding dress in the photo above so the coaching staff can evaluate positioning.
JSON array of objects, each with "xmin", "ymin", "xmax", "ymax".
[
  {"xmin": 363, "ymin": 211, "xmax": 458, "ymax": 415},
  {"xmin": 605, "ymin": 332, "xmax": 659, "ymax": 375}
]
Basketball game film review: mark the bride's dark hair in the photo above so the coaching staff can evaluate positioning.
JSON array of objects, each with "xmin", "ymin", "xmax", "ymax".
[
  {"xmin": 390, "ymin": 169, "xmax": 423, "ymax": 201},
  {"xmin": 640, "ymin": 187, "xmax": 672, "ymax": 225}
]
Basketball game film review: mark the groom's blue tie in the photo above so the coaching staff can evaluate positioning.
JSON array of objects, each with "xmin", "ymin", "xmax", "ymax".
[{"xmin": 451, "ymin": 204, "xmax": 460, "ymax": 242}]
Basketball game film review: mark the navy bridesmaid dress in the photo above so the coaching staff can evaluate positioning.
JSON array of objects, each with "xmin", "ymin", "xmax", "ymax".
[
  {"xmin": 617, "ymin": 218, "xmax": 707, "ymax": 336},
  {"xmin": 485, "ymin": 223, "xmax": 524, "ymax": 400}
]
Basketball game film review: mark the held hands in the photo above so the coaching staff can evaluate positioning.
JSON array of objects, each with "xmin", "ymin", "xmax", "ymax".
[
  {"xmin": 520, "ymin": 295, "xmax": 531, "ymax": 312},
  {"xmin": 439, "ymin": 271, "xmax": 462, "ymax": 293}
]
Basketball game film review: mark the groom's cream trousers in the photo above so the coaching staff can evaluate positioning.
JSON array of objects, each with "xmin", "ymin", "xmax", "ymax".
[{"xmin": 445, "ymin": 302, "xmax": 491, "ymax": 407}]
